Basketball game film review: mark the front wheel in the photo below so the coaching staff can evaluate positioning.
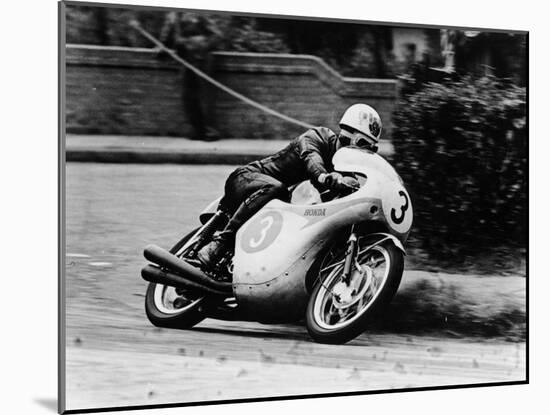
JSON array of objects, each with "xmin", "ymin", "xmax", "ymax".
[
  {"xmin": 306, "ymin": 241, "xmax": 404, "ymax": 344},
  {"xmin": 145, "ymin": 228, "xmax": 207, "ymax": 329}
]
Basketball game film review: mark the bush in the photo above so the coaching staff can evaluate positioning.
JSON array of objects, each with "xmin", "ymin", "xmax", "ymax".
[
  {"xmin": 222, "ymin": 19, "xmax": 290, "ymax": 53},
  {"xmin": 391, "ymin": 76, "xmax": 526, "ymax": 258}
]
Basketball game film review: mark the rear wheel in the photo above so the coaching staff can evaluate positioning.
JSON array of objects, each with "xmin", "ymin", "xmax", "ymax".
[
  {"xmin": 306, "ymin": 241, "xmax": 404, "ymax": 344},
  {"xmin": 145, "ymin": 228, "xmax": 207, "ymax": 329}
]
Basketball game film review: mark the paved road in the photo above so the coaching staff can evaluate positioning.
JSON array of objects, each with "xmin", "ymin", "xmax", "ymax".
[
  {"xmin": 65, "ymin": 134, "xmax": 395, "ymax": 164},
  {"xmin": 63, "ymin": 163, "xmax": 525, "ymax": 412}
]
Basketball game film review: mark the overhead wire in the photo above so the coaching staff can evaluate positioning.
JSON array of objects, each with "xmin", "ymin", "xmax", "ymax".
[{"xmin": 130, "ymin": 20, "xmax": 315, "ymax": 130}]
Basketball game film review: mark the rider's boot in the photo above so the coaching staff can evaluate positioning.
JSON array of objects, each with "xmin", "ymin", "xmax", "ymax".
[{"xmin": 197, "ymin": 231, "xmax": 234, "ymax": 271}]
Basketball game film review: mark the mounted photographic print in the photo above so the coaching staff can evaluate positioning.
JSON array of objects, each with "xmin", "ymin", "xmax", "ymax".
[{"xmin": 59, "ymin": 0, "xmax": 528, "ymax": 413}]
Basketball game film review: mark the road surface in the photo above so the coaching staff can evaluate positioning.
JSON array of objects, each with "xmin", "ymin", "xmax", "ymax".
[{"xmin": 63, "ymin": 163, "xmax": 526, "ymax": 411}]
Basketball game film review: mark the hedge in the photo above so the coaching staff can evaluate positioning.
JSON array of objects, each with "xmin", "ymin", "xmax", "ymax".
[{"xmin": 391, "ymin": 76, "xmax": 527, "ymax": 258}]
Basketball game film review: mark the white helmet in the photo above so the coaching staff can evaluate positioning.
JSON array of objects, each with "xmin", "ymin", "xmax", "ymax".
[{"xmin": 339, "ymin": 104, "xmax": 382, "ymax": 150}]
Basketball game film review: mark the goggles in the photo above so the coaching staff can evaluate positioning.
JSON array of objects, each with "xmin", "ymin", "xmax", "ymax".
[{"xmin": 339, "ymin": 128, "xmax": 378, "ymax": 152}]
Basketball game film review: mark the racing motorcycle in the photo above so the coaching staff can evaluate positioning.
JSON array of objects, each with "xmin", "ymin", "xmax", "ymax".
[{"xmin": 141, "ymin": 146, "xmax": 413, "ymax": 344}]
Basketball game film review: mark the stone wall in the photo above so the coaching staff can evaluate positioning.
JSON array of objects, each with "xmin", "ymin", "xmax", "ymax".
[{"xmin": 66, "ymin": 45, "xmax": 398, "ymax": 139}]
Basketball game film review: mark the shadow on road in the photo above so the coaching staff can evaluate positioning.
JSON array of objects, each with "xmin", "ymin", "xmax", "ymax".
[{"xmin": 190, "ymin": 326, "xmax": 311, "ymax": 342}]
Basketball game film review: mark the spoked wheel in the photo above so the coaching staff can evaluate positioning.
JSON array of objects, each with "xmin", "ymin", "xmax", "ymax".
[
  {"xmin": 144, "ymin": 228, "xmax": 207, "ymax": 329},
  {"xmin": 306, "ymin": 240, "xmax": 404, "ymax": 344}
]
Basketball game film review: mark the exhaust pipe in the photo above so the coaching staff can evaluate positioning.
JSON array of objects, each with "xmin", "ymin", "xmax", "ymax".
[
  {"xmin": 143, "ymin": 244, "xmax": 232, "ymax": 293},
  {"xmin": 141, "ymin": 265, "xmax": 230, "ymax": 296}
]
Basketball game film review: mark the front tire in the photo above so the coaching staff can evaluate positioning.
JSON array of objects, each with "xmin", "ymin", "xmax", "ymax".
[
  {"xmin": 306, "ymin": 241, "xmax": 404, "ymax": 344},
  {"xmin": 144, "ymin": 228, "xmax": 207, "ymax": 329}
]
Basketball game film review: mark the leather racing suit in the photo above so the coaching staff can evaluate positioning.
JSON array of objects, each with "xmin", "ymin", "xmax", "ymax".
[{"xmin": 217, "ymin": 126, "xmax": 339, "ymax": 244}]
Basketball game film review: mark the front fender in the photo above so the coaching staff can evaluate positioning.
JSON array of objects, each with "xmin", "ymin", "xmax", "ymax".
[{"xmin": 364, "ymin": 232, "xmax": 406, "ymax": 255}]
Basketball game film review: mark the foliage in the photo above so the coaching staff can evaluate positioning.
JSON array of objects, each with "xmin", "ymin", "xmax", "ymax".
[
  {"xmin": 219, "ymin": 18, "xmax": 290, "ymax": 53},
  {"xmin": 65, "ymin": 5, "xmax": 527, "ymax": 82},
  {"xmin": 346, "ymin": 30, "xmax": 395, "ymax": 78},
  {"xmin": 391, "ymin": 76, "xmax": 526, "ymax": 258},
  {"xmin": 453, "ymin": 32, "xmax": 527, "ymax": 86},
  {"xmin": 65, "ymin": 5, "xmax": 393, "ymax": 77},
  {"xmin": 66, "ymin": 6, "xmax": 166, "ymax": 47},
  {"xmin": 65, "ymin": 6, "xmax": 290, "ymax": 53}
]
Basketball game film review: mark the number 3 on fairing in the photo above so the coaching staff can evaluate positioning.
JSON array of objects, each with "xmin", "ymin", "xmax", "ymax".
[
  {"xmin": 382, "ymin": 187, "xmax": 412, "ymax": 234},
  {"xmin": 391, "ymin": 191, "xmax": 409, "ymax": 224},
  {"xmin": 241, "ymin": 211, "xmax": 283, "ymax": 253},
  {"xmin": 249, "ymin": 216, "xmax": 274, "ymax": 248}
]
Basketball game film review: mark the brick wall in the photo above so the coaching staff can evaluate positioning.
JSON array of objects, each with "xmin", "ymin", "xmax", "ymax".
[
  {"xmin": 66, "ymin": 45, "xmax": 193, "ymax": 136},
  {"xmin": 66, "ymin": 45, "xmax": 398, "ymax": 139}
]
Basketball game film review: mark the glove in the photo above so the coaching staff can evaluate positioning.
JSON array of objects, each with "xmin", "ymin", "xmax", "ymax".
[
  {"xmin": 318, "ymin": 173, "xmax": 360, "ymax": 192},
  {"xmin": 318, "ymin": 172, "xmax": 343, "ymax": 190},
  {"xmin": 340, "ymin": 176, "xmax": 360, "ymax": 191}
]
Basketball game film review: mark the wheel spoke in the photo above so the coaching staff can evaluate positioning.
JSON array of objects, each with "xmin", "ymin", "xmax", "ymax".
[
  {"xmin": 369, "ymin": 258, "xmax": 385, "ymax": 268},
  {"xmin": 153, "ymin": 283, "xmax": 205, "ymax": 315},
  {"xmin": 320, "ymin": 260, "xmax": 345, "ymax": 274},
  {"xmin": 312, "ymin": 243, "xmax": 394, "ymax": 331},
  {"xmin": 354, "ymin": 295, "xmax": 364, "ymax": 317}
]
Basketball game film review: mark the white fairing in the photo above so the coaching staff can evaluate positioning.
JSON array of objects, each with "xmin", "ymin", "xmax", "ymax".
[
  {"xmin": 332, "ymin": 146, "xmax": 400, "ymax": 182},
  {"xmin": 229, "ymin": 147, "xmax": 413, "ymax": 321},
  {"xmin": 333, "ymin": 147, "xmax": 413, "ymax": 235}
]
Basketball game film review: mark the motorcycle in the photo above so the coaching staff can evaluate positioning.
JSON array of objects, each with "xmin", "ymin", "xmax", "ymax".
[{"xmin": 141, "ymin": 146, "xmax": 413, "ymax": 344}]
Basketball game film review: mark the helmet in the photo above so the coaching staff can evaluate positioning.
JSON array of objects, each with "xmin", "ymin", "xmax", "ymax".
[{"xmin": 339, "ymin": 104, "xmax": 382, "ymax": 150}]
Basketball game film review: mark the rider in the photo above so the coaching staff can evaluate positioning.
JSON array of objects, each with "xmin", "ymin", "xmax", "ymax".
[{"xmin": 197, "ymin": 103, "xmax": 383, "ymax": 270}]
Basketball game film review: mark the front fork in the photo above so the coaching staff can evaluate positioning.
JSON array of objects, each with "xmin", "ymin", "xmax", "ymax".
[{"xmin": 341, "ymin": 226, "xmax": 358, "ymax": 284}]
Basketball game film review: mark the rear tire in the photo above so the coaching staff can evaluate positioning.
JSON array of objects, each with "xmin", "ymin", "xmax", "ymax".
[
  {"xmin": 306, "ymin": 241, "xmax": 404, "ymax": 344},
  {"xmin": 144, "ymin": 228, "xmax": 207, "ymax": 329}
]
